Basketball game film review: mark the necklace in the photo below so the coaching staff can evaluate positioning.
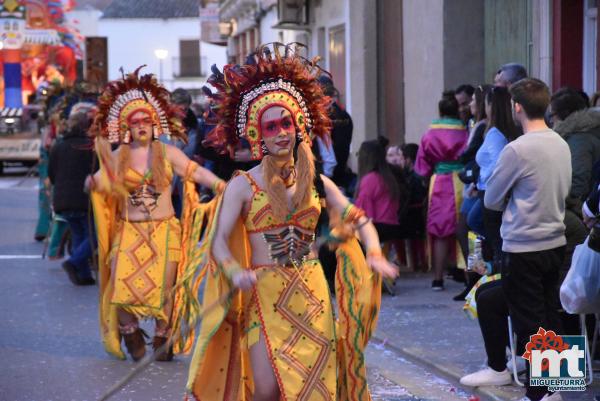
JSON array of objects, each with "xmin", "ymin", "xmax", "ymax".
[{"xmin": 281, "ymin": 165, "xmax": 297, "ymax": 188}]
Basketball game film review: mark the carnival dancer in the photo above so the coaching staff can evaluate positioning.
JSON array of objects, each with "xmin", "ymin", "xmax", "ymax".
[
  {"xmin": 415, "ymin": 91, "xmax": 469, "ymax": 291},
  {"xmin": 87, "ymin": 68, "xmax": 224, "ymax": 362},
  {"xmin": 181, "ymin": 44, "xmax": 397, "ymax": 401}
]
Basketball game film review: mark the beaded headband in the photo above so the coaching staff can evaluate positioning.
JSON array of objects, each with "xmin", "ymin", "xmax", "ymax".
[
  {"xmin": 92, "ymin": 66, "xmax": 185, "ymax": 145},
  {"xmin": 203, "ymin": 43, "xmax": 332, "ymax": 161}
]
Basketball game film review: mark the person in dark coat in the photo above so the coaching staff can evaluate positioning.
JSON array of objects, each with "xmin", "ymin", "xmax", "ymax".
[
  {"xmin": 48, "ymin": 103, "xmax": 96, "ymax": 285},
  {"xmin": 551, "ymin": 88, "xmax": 600, "ymax": 207},
  {"xmin": 318, "ymin": 75, "xmax": 355, "ymax": 193},
  {"xmin": 194, "ymin": 105, "xmax": 259, "ymax": 181}
]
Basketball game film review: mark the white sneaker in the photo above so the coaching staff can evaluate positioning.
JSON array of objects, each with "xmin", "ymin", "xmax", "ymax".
[
  {"xmin": 541, "ymin": 392, "xmax": 563, "ymax": 401},
  {"xmin": 459, "ymin": 367, "xmax": 512, "ymax": 387}
]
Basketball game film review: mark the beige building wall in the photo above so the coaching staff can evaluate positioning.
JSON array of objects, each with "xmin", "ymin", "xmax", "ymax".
[
  {"xmin": 347, "ymin": 0, "xmax": 378, "ymax": 164},
  {"xmin": 402, "ymin": 0, "xmax": 445, "ymax": 144}
]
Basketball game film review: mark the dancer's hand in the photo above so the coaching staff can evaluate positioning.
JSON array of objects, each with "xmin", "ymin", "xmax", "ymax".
[
  {"xmin": 367, "ymin": 253, "xmax": 399, "ymax": 279},
  {"xmin": 231, "ymin": 269, "xmax": 257, "ymax": 290}
]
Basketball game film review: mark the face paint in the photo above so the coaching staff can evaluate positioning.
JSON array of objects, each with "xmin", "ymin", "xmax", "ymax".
[
  {"xmin": 260, "ymin": 106, "xmax": 297, "ymax": 156},
  {"xmin": 128, "ymin": 110, "xmax": 153, "ymax": 144},
  {"xmin": 261, "ymin": 107, "xmax": 296, "ymax": 138}
]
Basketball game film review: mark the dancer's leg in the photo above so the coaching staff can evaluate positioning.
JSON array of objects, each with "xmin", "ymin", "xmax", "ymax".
[
  {"xmin": 432, "ymin": 236, "xmax": 450, "ymax": 281},
  {"xmin": 155, "ymin": 261, "xmax": 178, "ymax": 334},
  {"xmin": 250, "ymin": 332, "xmax": 280, "ymax": 401}
]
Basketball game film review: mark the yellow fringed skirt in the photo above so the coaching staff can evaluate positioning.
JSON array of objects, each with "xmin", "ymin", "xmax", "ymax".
[
  {"xmin": 246, "ymin": 259, "xmax": 337, "ymax": 401},
  {"xmin": 109, "ymin": 216, "xmax": 182, "ymax": 321}
]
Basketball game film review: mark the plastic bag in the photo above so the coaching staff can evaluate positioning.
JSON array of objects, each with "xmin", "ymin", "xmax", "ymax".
[{"xmin": 560, "ymin": 237, "xmax": 600, "ymax": 314}]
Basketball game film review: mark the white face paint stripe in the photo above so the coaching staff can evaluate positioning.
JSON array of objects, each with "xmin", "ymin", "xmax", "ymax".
[{"xmin": 0, "ymin": 255, "xmax": 42, "ymax": 259}]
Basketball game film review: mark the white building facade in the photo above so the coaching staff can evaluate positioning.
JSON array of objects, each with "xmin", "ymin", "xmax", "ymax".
[
  {"xmin": 68, "ymin": 0, "xmax": 228, "ymax": 97},
  {"xmin": 98, "ymin": 17, "xmax": 227, "ymax": 91}
]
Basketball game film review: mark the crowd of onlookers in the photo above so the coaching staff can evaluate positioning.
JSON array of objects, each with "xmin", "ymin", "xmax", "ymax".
[
  {"xmin": 351, "ymin": 62, "xmax": 600, "ymax": 401},
  {"xmin": 33, "ymin": 60, "xmax": 600, "ymax": 400}
]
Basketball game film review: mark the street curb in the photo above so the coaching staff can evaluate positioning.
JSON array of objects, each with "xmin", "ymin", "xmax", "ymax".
[{"xmin": 372, "ymin": 333, "xmax": 516, "ymax": 401}]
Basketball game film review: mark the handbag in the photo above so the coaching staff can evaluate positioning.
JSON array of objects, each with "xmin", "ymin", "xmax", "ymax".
[{"xmin": 458, "ymin": 159, "xmax": 480, "ymax": 185}]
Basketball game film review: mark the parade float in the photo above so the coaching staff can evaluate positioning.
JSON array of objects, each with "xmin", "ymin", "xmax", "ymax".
[{"xmin": 0, "ymin": 0, "xmax": 82, "ymax": 168}]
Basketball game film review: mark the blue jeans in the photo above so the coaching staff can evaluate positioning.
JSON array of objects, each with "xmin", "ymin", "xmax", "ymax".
[
  {"xmin": 63, "ymin": 211, "xmax": 94, "ymax": 280},
  {"xmin": 465, "ymin": 197, "xmax": 485, "ymax": 236}
]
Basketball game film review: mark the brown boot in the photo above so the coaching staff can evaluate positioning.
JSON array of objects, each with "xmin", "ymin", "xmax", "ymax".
[
  {"xmin": 152, "ymin": 336, "xmax": 174, "ymax": 362},
  {"xmin": 122, "ymin": 329, "xmax": 147, "ymax": 361}
]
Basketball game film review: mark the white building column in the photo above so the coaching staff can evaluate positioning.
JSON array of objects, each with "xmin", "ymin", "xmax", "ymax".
[
  {"xmin": 347, "ymin": 0, "xmax": 378, "ymax": 161},
  {"xmin": 531, "ymin": 0, "xmax": 553, "ymax": 87},
  {"xmin": 402, "ymin": 0, "xmax": 444, "ymax": 144}
]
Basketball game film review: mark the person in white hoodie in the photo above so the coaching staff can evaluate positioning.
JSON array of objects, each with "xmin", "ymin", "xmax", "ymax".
[{"xmin": 485, "ymin": 78, "xmax": 571, "ymax": 401}]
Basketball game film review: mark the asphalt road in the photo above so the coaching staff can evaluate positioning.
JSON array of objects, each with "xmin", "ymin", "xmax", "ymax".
[{"xmin": 0, "ymin": 172, "xmax": 437, "ymax": 401}]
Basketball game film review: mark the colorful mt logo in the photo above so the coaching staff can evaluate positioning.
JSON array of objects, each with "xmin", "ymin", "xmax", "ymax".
[{"xmin": 522, "ymin": 327, "xmax": 586, "ymax": 391}]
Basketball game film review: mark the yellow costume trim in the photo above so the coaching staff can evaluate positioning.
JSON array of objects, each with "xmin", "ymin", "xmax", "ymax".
[
  {"xmin": 91, "ymin": 169, "xmax": 124, "ymax": 359},
  {"xmin": 335, "ymin": 237, "xmax": 382, "ymax": 401},
  {"xmin": 429, "ymin": 123, "xmax": 466, "ymax": 130},
  {"xmin": 239, "ymin": 170, "xmax": 321, "ymax": 234},
  {"xmin": 452, "ymin": 171, "xmax": 466, "ymax": 270},
  {"xmin": 463, "ymin": 273, "xmax": 501, "ymax": 319},
  {"xmin": 184, "ymin": 160, "xmax": 198, "ymax": 182}
]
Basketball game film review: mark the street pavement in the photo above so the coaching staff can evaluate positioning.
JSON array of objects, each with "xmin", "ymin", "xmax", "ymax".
[{"xmin": 0, "ymin": 171, "xmax": 598, "ymax": 401}]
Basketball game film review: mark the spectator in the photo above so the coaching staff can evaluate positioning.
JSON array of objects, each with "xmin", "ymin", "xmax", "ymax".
[
  {"xmin": 386, "ymin": 145, "xmax": 403, "ymax": 167},
  {"xmin": 170, "ymin": 88, "xmax": 197, "ymax": 158},
  {"xmin": 493, "ymin": 63, "xmax": 527, "ymax": 88},
  {"xmin": 590, "ymin": 91, "xmax": 600, "ymax": 108},
  {"xmin": 355, "ymin": 138, "xmax": 403, "ymax": 243},
  {"xmin": 455, "ymin": 84, "xmax": 475, "ymax": 125},
  {"xmin": 454, "ymin": 85, "xmax": 492, "ymax": 300},
  {"xmin": 460, "ymin": 85, "xmax": 493, "ymax": 164},
  {"xmin": 550, "ymin": 87, "xmax": 600, "ymax": 205},
  {"xmin": 415, "ymin": 91, "xmax": 469, "ymax": 290},
  {"xmin": 48, "ymin": 103, "xmax": 96, "ymax": 286},
  {"xmin": 476, "ymin": 86, "xmax": 519, "ymax": 274},
  {"xmin": 318, "ymin": 75, "xmax": 355, "ymax": 193},
  {"xmin": 315, "ymin": 136, "xmax": 337, "ymax": 178},
  {"xmin": 485, "ymin": 78, "xmax": 571, "ymax": 401},
  {"xmin": 195, "ymin": 105, "xmax": 259, "ymax": 181},
  {"xmin": 460, "ymin": 206, "xmax": 587, "ymax": 388},
  {"xmin": 578, "ymin": 90, "xmax": 590, "ymax": 107},
  {"xmin": 399, "ymin": 143, "xmax": 427, "ymax": 271},
  {"xmin": 170, "ymin": 88, "xmax": 199, "ymax": 214}
]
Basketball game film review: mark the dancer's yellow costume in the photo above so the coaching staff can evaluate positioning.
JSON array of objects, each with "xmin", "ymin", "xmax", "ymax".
[
  {"xmin": 90, "ymin": 69, "xmax": 203, "ymax": 359},
  {"xmin": 91, "ymin": 162, "xmax": 200, "ymax": 359},
  {"xmin": 177, "ymin": 44, "xmax": 383, "ymax": 401},
  {"xmin": 180, "ymin": 184, "xmax": 381, "ymax": 401}
]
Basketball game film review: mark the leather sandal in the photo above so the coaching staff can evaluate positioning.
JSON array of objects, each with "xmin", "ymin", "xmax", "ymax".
[
  {"xmin": 122, "ymin": 328, "xmax": 147, "ymax": 361},
  {"xmin": 152, "ymin": 336, "xmax": 174, "ymax": 362}
]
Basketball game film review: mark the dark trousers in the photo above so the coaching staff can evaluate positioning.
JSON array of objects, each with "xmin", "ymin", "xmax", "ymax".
[
  {"xmin": 502, "ymin": 246, "xmax": 565, "ymax": 401},
  {"xmin": 373, "ymin": 222, "xmax": 402, "ymax": 243},
  {"xmin": 475, "ymin": 280, "xmax": 509, "ymax": 372},
  {"xmin": 479, "ymin": 191, "xmax": 504, "ymax": 273},
  {"xmin": 63, "ymin": 211, "xmax": 94, "ymax": 280}
]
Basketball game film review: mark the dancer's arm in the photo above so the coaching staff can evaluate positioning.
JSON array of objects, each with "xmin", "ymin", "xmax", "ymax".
[
  {"xmin": 166, "ymin": 144, "xmax": 225, "ymax": 193},
  {"xmin": 211, "ymin": 176, "xmax": 257, "ymax": 289},
  {"xmin": 321, "ymin": 175, "xmax": 398, "ymax": 279}
]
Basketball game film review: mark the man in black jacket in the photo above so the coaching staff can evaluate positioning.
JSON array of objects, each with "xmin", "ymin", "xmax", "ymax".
[{"xmin": 48, "ymin": 103, "xmax": 96, "ymax": 285}]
